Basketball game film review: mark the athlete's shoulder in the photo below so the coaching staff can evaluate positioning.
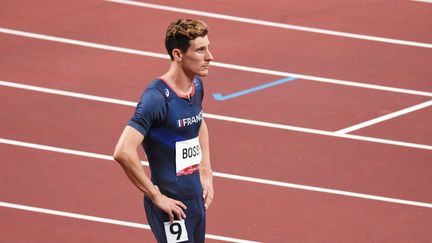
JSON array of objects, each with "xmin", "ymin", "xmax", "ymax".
[
  {"xmin": 148, "ymin": 78, "xmax": 167, "ymax": 89},
  {"xmin": 135, "ymin": 80, "xmax": 168, "ymax": 108},
  {"xmin": 146, "ymin": 78, "xmax": 174, "ymax": 100}
]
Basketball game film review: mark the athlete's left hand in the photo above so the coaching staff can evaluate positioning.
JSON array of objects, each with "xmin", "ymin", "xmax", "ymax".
[{"xmin": 201, "ymin": 172, "xmax": 214, "ymax": 210}]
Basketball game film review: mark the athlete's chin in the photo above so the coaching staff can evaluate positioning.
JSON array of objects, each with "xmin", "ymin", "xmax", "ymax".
[{"xmin": 197, "ymin": 69, "xmax": 209, "ymax": 77}]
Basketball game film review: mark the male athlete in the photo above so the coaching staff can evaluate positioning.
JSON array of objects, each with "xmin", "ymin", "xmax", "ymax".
[{"xmin": 113, "ymin": 19, "xmax": 214, "ymax": 243}]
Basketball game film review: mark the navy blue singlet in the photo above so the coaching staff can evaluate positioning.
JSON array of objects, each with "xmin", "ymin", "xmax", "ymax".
[{"xmin": 128, "ymin": 77, "xmax": 204, "ymax": 200}]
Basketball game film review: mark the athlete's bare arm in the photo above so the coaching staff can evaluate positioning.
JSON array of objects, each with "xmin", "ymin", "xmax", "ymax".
[
  {"xmin": 113, "ymin": 126, "xmax": 187, "ymax": 222},
  {"xmin": 198, "ymin": 119, "xmax": 214, "ymax": 209}
]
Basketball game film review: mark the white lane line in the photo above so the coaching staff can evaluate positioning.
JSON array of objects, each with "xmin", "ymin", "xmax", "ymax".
[
  {"xmin": 411, "ymin": 0, "xmax": 432, "ymax": 3},
  {"xmin": 0, "ymin": 201, "xmax": 259, "ymax": 243},
  {"xmin": 105, "ymin": 0, "xmax": 432, "ymax": 49},
  {"xmin": 204, "ymin": 113, "xmax": 432, "ymax": 150},
  {"xmin": 1, "ymin": 138, "xmax": 431, "ymax": 209},
  {"xmin": 0, "ymin": 80, "xmax": 137, "ymax": 107},
  {"xmin": 1, "ymin": 80, "xmax": 431, "ymax": 151},
  {"xmin": 1, "ymin": 27, "xmax": 431, "ymax": 98},
  {"xmin": 211, "ymin": 62, "xmax": 432, "ymax": 97},
  {"xmin": 335, "ymin": 100, "xmax": 432, "ymax": 134}
]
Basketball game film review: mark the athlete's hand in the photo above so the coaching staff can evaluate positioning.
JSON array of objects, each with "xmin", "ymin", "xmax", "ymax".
[
  {"xmin": 201, "ymin": 172, "xmax": 214, "ymax": 210},
  {"xmin": 152, "ymin": 186, "xmax": 187, "ymax": 222}
]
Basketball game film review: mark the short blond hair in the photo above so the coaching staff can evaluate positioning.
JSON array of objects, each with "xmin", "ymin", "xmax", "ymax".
[{"xmin": 165, "ymin": 19, "xmax": 208, "ymax": 60}]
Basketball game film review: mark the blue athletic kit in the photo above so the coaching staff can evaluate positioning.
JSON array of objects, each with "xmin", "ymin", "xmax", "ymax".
[{"xmin": 127, "ymin": 77, "xmax": 206, "ymax": 242}]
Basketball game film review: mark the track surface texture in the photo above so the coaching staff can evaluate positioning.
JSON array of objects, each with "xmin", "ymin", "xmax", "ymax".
[{"xmin": 1, "ymin": 1, "xmax": 431, "ymax": 242}]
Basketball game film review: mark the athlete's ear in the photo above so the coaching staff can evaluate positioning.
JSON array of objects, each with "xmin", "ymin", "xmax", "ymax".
[{"xmin": 172, "ymin": 49, "xmax": 183, "ymax": 62}]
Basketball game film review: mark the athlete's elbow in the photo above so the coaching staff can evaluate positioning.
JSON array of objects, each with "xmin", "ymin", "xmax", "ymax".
[{"xmin": 113, "ymin": 146, "xmax": 129, "ymax": 165}]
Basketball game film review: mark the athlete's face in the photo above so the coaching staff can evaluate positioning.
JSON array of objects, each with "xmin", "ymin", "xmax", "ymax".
[{"xmin": 182, "ymin": 35, "xmax": 213, "ymax": 77}]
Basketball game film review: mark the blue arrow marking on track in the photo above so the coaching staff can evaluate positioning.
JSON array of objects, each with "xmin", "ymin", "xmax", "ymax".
[{"xmin": 212, "ymin": 77, "xmax": 297, "ymax": 101}]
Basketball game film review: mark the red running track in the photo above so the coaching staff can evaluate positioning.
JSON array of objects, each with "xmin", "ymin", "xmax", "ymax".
[
  {"xmin": 1, "ymin": 69, "xmax": 431, "ymax": 241},
  {"xmin": 1, "ymin": 86, "xmax": 431, "ymax": 202},
  {"xmin": 1, "ymin": 0, "xmax": 431, "ymax": 242},
  {"xmin": 0, "ymin": 1, "xmax": 432, "ymax": 91},
  {"xmin": 1, "ymin": 144, "xmax": 431, "ymax": 242},
  {"xmin": 0, "ymin": 34, "xmax": 430, "ymax": 137},
  {"xmin": 135, "ymin": 0, "xmax": 432, "ymax": 42}
]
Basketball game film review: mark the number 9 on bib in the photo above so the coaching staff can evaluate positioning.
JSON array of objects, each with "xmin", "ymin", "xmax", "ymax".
[{"xmin": 164, "ymin": 220, "xmax": 188, "ymax": 243}]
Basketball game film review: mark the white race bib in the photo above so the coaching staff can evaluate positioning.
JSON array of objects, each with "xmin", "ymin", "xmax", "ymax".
[
  {"xmin": 164, "ymin": 220, "xmax": 188, "ymax": 243},
  {"xmin": 175, "ymin": 137, "xmax": 202, "ymax": 176}
]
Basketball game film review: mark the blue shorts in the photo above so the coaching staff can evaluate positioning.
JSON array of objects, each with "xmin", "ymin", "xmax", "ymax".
[{"xmin": 144, "ymin": 196, "xmax": 206, "ymax": 243}]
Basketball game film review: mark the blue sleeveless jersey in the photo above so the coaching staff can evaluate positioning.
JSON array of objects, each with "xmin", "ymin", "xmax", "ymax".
[{"xmin": 127, "ymin": 77, "xmax": 204, "ymax": 200}]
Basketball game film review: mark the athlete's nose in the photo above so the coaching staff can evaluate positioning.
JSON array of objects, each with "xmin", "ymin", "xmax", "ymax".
[{"xmin": 205, "ymin": 49, "xmax": 213, "ymax": 62}]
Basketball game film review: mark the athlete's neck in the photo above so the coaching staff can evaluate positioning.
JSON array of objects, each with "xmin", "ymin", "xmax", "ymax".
[{"xmin": 160, "ymin": 62, "xmax": 195, "ymax": 96}]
